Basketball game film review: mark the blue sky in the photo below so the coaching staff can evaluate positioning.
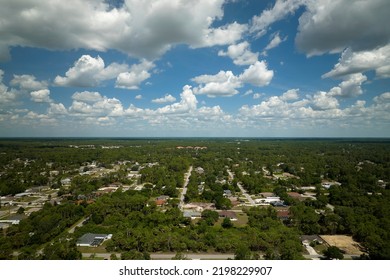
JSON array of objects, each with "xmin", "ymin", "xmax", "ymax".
[{"xmin": 0, "ymin": 0, "xmax": 389, "ymax": 137}]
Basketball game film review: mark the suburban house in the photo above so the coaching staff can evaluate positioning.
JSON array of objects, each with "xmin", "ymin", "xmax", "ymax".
[
  {"xmin": 254, "ymin": 196, "xmax": 281, "ymax": 205},
  {"xmin": 183, "ymin": 210, "xmax": 201, "ymax": 219},
  {"xmin": 0, "ymin": 214, "xmax": 27, "ymax": 225},
  {"xmin": 287, "ymin": 192, "xmax": 306, "ymax": 201},
  {"xmin": 223, "ymin": 190, "xmax": 232, "ymax": 197},
  {"xmin": 60, "ymin": 178, "xmax": 72, "ymax": 186},
  {"xmin": 155, "ymin": 195, "xmax": 169, "ymax": 206},
  {"xmin": 96, "ymin": 186, "xmax": 119, "ymax": 195},
  {"xmin": 76, "ymin": 233, "xmax": 112, "ymax": 247},
  {"xmin": 0, "ymin": 196, "xmax": 14, "ymax": 207},
  {"xmin": 195, "ymin": 167, "xmax": 205, "ymax": 174},
  {"xmin": 270, "ymin": 200, "xmax": 287, "ymax": 207},
  {"xmin": 276, "ymin": 209, "xmax": 290, "ymax": 221},
  {"xmin": 218, "ymin": 210, "xmax": 238, "ymax": 221}
]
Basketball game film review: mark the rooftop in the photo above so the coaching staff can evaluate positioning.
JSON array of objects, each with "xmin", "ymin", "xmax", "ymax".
[{"xmin": 76, "ymin": 233, "xmax": 111, "ymax": 247}]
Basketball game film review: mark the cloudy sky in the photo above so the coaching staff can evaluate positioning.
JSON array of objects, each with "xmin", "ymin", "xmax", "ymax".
[{"xmin": 0, "ymin": 0, "xmax": 389, "ymax": 137}]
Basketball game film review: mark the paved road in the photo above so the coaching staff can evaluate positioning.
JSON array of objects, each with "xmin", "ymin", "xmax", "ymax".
[
  {"xmin": 237, "ymin": 182, "xmax": 256, "ymax": 206},
  {"xmin": 227, "ymin": 169, "xmax": 234, "ymax": 182},
  {"xmin": 179, "ymin": 166, "xmax": 193, "ymax": 210},
  {"xmin": 152, "ymin": 253, "xmax": 235, "ymax": 260},
  {"xmin": 227, "ymin": 169, "xmax": 255, "ymax": 206},
  {"xmin": 82, "ymin": 252, "xmax": 235, "ymax": 260},
  {"xmin": 80, "ymin": 251, "xmax": 360, "ymax": 260},
  {"xmin": 302, "ymin": 241, "xmax": 321, "ymax": 260},
  {"xmin": 0, "ymin": 210, "xmax": 13, "ymax": 219},
  {"xmin": 68, "ymin": 216, "xmax": 89, "ymax": 233}
]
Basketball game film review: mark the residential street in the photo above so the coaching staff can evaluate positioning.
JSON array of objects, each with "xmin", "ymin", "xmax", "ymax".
[
  {"xmin": 179, "ymin": 166, "xmax": 192, "ymax": 210},
  {"xmin": 227, "ymin": 168, "xmax": 256, "ymax": 206},
  {"xmin": 82, "ymin": 252, "xmax": 235, "ymax": 260},
  {"xmin": 237, "ymin": 182, "xmax": 256, "ymax": 206},
  {"xmin": 68, "ymin": 216, "xmax": 89, "ymax": 233}
]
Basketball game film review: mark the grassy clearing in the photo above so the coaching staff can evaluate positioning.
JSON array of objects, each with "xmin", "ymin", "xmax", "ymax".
[
  {"xmin": 77, "ymin": 244, "xmax": 108, "ymax": 254},
  {"xmin": 314, "ymin": 243, "xmax": 328, "ymax": 254},
  {"xmin": 233, "ymin": 212, "xmax": 248, "ymax": 227}
]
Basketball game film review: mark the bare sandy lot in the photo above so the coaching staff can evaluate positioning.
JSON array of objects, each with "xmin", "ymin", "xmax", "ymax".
[{"xmin": 320, "ymin": 235, "xmax": 364, "ymax": 255}]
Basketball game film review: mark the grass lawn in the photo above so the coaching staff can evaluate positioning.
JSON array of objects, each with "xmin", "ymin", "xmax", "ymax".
[
  {"xmin": 313, "ymin": 243, "xmax": 328, "ymax": 254},
  {"xmin": 233, "ymin": 212, "xmax": 248, "ymax": 227},
  {"xmin": 78, "ymin": 243, "xmax": 109, "ymax": 254},
  {"xmin": 82, "ymin": 254, "xmax": 106, "ymax": 260},
  {"xmin": 213, "ymin": 212, "xmax": 248, "ymax": 228}
]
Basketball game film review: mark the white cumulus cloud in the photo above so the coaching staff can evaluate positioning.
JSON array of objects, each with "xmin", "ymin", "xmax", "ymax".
[
  {"xmin": 373, "ymin": 92, "xmax": 390, "ymax": 104},
  {"xmin": 115, "ymin": 60, "xmax": 155, "ymax": 90},
  {"xmin": 218, "ymin": 41, "xmax": 259, "ymax": 65},
  {"xmin": 192, "ymin": 70, "xmax": 241, "ymax": 97},
  {"xmin": 296, "ymin": 0, "xmax": 390, "ymax": 56},
  {"xmin": 250, "ymin": 0, "xmax": 306, "ymax": 37},
  {"xmin": 0, "ymin": 70, "xmax": 18, "ymax": 105},
  {"xmin": 0, "ymin": 0, "xmax": 246, "ymax": 61},
  {"xmin": 239, "ymin": 61, "xmax": 274, "ymax": 87},
  {"xmin": 48, "ymin": 103, "xmax": 68, "ymax": 115},
  {"xmin": 72, "ymin": 91, "xmax": 104, "ymax": 103},
  {"xmin": 323, "ymin": 45, "xmax": 390, "ymax": 79},
  {"xmin": 152, "ymin": 94, "xmax": 177, "ymax": 104},
  {"xmin": 328, "ymin": 73, "xmax": 367, "ymax": 98},
  {"xmin": 30, "ymin": 89, "xmax": 52, "ymax": 103},
  {"xmin": 311, "ymin": 92, "xmax": 339, "ymax": 111},
  {"xmin": 54, "ymin": 55, "xmax": 130, "ymax": 87},
  {"xmin": 69, "ymin": 91, "xmax": 124, "ymax": 117},
  {"xmin": 10, "ymin": 74, "xmax": 48, "ymax": 91},
  {"xmin": 194, "ymin": 22, "xmax": 248, "ymax": 48},
  {"xmin": 263, "ymin": 32, "xmax": 287, "ymax": 55},
  {"xmin": 156, "ymin": 86, "xmax": 197, "ymax": 114},
  {"xmin": 192, "ymin": 60, "xmax": 274, "ymax": 97},
  {"xmin": 280, "ymin": 89, "xmax": 299, "ymax": 101}
]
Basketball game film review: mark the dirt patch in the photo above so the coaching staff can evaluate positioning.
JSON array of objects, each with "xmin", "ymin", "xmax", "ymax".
[{"xmin": 320, "ymin": 235, "xmax": 364, "ymax": 255}]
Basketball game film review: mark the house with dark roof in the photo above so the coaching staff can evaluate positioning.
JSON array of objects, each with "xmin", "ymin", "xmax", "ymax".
[
  {"xmin": 183, "ymin": 210, "xmax": 201, "ymax": 219},
  {"xmin": 218, "ymin": 211, "xmax": 237, "ymax": 221},
  {"xmin": 76, "ymin": 233, "xmax": 112, "ymax": 247},
  {"xmin": 223, "ymin": 190, "xmax": 232, "ymax": 197},
  {"xmin": 287, "ymin": 192, "xmax": 307, "ymax": 201},
  {"xmin": 0, "ymin": 214, "xmax": 27, "ymax": 225},
  {"xmin": 0, "ymin": 223, "xmax": 9, "ymax": 230}
]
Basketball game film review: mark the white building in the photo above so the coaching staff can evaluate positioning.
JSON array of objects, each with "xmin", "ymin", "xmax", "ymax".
[
  {"xmin": 76, "ymin": 233, "xmax": 112, "ymax": 247},
  {"xmin": 254, "ymin": 196, "xmax": 281, "ymax": 205}
]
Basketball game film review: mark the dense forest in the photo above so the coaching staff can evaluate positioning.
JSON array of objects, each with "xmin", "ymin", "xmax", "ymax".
[{"xmin": 0, "ymin": 138, "xmax": 389, "ymax": 259}]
